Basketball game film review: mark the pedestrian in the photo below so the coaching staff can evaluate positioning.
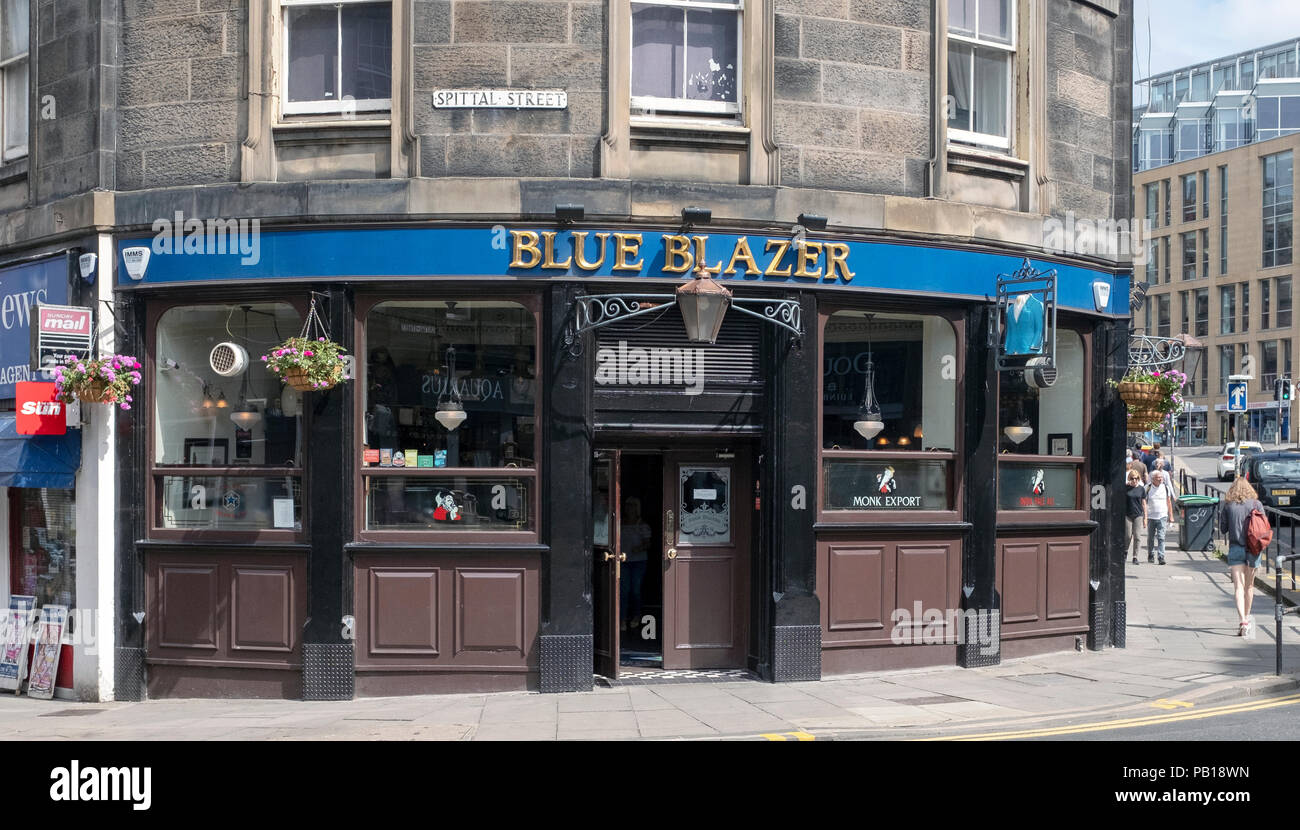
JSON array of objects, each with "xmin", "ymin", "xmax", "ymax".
[
  {"xmin": 1218, "ymin": 477, "xmax": 1266, "ymax": 637},
  {"xmin": 1144, "ymin": 468, "xmax": 1175, "ymax": 564},
  {"xmin": 1125, "ymin": 468, "xmax": 1147, "ymax": 565},
  {"xmin": 1145, "ymin": 444, "xmax": 1163, "ymax": 473},
  {"xmin": 1126, "ymin": 451, "xmax": 1149, "ymax": 485}
]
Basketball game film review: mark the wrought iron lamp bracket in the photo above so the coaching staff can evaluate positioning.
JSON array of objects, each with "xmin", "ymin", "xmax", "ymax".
[
  {"xmin": 569, "ymin": 293, "xmax": 805, "ymax": 339},
  {"xmin": 1128, "ymin": 334, "xmax": 1187, "ymax": 367}
]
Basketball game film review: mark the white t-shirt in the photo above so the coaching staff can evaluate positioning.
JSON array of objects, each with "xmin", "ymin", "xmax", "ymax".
[{"xmin": 1145, "ymin": 481, "xmax": 1175, "ymax": 520}]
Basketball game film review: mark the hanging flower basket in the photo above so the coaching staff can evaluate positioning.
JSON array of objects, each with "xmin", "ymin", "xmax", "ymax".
[
  {"xmin": 1110, "ymin": 368, "xmax": 1187, "ymax": 432},
  {"xmin": 52, "ymin": 354, "xmax": 142, "ymax": 410},
  {"xmin": 263, "ymin": 298, "xmax": 349, "ymax": 392}
]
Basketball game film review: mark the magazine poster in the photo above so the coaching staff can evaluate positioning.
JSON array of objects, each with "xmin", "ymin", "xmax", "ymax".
[
  {"xmin": 0, "ymin": 596, "xmax": 35, "ymax": 692},
  {"xmin": 25, "ymin": 605, "xmax": 68, "ymax": 700}
]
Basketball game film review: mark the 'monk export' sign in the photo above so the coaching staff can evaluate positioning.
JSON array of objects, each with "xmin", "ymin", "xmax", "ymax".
[{"xmin": 30, "ymin": 304, "xmax": 94, "ymax": 371}]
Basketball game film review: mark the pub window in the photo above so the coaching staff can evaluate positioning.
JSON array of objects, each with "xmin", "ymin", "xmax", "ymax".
[
  {"xmin": 360, "ymin": 299, "xmax": 538, "ymax": 535},
  {"xmin": 0, "ymin": 0, "xmax": 28, "ymax": 161},
  {"xmin": 821, "ymin": 311, "xmax": 959, "ymax": 514},
  {"xmin": 631, "ymin": 0, "xmax": 741, "ymax": 117},
  {"xmin": 152, "ymin": 302, "xmax": 304, "ymax": 534},
  {"xmin": 281, "ymin": 0, "xmax": 392, "ymax": 116},
  {"xmin": 997, "ymin": 329, "xmax": 1085, "ymax": 512},
  {"xmin": 946, "ymin": 0, "xmax": 1014, "ymax": 150}
]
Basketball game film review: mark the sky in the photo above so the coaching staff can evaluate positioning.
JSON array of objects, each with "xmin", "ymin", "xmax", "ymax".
[{"xmin": 1133, "ymin": 0, "xmax": 1300, "ymax": 79}]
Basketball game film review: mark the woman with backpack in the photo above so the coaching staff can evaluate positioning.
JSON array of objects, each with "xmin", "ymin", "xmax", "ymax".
[{"xmin": 1219, "ymin": 477, "xmax": 1266, "ymax": 637}]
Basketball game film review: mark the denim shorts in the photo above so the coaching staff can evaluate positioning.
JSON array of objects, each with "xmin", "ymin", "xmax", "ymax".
[{"xmin": 1228, "ymin": 543, "xmax": 1263, "ymax": 568}]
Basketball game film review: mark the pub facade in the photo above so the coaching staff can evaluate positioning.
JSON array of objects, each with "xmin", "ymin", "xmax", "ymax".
[{"xmin": 0, "ymin": 0, "xmax": 1134, "ymax": 699}]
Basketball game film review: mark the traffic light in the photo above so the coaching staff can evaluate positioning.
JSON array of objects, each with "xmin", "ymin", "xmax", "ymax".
[
  {"xmin": 1276, "ymin": 378, "xmax": 1283, "ymax": 403},
  {"xmin": 1285, "ymin": 379, "xmax": 1294, "ymax": 402}
]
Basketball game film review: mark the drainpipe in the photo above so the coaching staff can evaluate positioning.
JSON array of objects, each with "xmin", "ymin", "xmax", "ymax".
[{"xmin": 926, "ymin": 0, "xmax": 947, "ymax": 198}]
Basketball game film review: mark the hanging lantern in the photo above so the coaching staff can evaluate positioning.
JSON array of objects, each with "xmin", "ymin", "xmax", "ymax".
[
  {"xmin": 1004, "ymin": 424, "xmax": 1034, "ymax": 444},
  {"xmin": 853, "ymin": 314, "xmax": 885, "ymax": 441},
  {"xmin": 676, "ymin": 266, "xmax": 732, "ymax": 344},
  {"xmin": 230, "ymin": 305, "xmax": 262, "ymax": 429},
  {"xmin": 435, "ymin": 345, "xmax": 467, "ymax": 431}
]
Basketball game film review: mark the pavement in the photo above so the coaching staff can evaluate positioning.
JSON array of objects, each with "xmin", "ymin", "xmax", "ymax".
[{"xmin": 1, "ymin": 533, "xmax": 1297, "ymax": 741}]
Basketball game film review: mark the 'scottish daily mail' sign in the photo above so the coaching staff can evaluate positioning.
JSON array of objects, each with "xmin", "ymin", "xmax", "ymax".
[{"xmin": 433, "ymin": 89, "xmax": 568, "ymax": 109}]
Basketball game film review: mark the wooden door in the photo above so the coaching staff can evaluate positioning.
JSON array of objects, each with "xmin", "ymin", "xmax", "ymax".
[
  {"xmin": 592, "ymin": 451, "xmax": 621, "ymax": 678},
  {"xmin": 661, "ymin": 451, "xmax": 749, "ymax": 669}
]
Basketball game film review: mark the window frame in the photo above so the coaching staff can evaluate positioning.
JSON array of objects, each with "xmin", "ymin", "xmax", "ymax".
[
  {"xmin": 946, "ymin": 0, "xmax": 1017, "ymax": 152},
  {"xmin": 145, "ymin": 296, "xmax": 310, "ymax": 544},
  {"xmin": 353, "ymin": 292, "xmax": 542, "ymax": 544},
  {"xmin": 815, "ymin": 304, "xmax": 966, "ymax": 525},
  {"xmin": 278, "ymin": 0, "xmax": 394, "ymax": 118},
  {"xmin": 0, "ymin": 0, "xmax": 29, "ymax": 162},
  {"xmin": 628, "ymin": 0, "xmax": 744, "ymax": 119},
  {"xmin": 1263, "ymin": 150, "xmax": 1294, "ymax": 270}
]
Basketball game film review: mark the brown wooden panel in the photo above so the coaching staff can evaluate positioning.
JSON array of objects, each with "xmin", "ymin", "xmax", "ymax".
[
  {"xmin": 158, "ymin": 564, "xmax": 219, "ymax": 650},
  {"xmin": 1001, "ymin": 542, "xmax": 1042, "ymax": 624},
  {"xmin": 896, "ymin": 543, "xmax": 954, "ymax": 641},
  {"xmin": 826, "ymin": 544, "xmax": 886, "ymax": 631},
  {"xmin": 454, "ymin": 569, "xmax": 526, "ymax": 655},
  {"xmin": 369, "ymin": 568, "xmax": 440, "ymax": 655},
  {"xmin": 1046, "ymin": 540, "xmax": 1086, "ymax": 620},
  {"xmin": 231, "ymin": 566, "xmax": 295, "ymax": 652},
  {"xmin": 670, "ymin": 555, "xmax": 735, "ymax": 649}
]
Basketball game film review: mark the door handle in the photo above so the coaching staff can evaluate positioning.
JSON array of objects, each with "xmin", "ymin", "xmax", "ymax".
[
  {"xmin": 604, "ymin": 551, "xmax": 626, "ymax": 562},
  {"xmin": 666, "ymin": 547, "xmax": 677, "ymax": 560}
]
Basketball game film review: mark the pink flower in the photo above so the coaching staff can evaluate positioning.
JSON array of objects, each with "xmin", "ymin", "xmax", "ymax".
[
  {"xmin": 121, "ymin": 403, "xmax": 131, "ymax": 410},
  {"xmin": 304, "ymin": 351, "xmax": 314, "ymax": 357},
  {"xmin": 261, "ymin": 355, "xmax": 268, "ymax": 362},
  {"xmin": 318, "ymin": 337, "xmax": 326, "ymax": 342}
]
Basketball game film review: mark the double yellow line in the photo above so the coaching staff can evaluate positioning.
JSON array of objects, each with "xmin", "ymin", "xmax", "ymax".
[{"xmin": 915, "ymin": 692, "xmax": 1300, "ymax": 740}]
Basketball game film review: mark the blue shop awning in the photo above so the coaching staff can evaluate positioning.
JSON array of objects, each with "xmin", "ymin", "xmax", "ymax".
[{"xmin": 0, "ymin": 414, "xmax": 80, "ymax": 488}]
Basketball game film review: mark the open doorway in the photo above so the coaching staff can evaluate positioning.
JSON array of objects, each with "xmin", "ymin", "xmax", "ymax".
[{"xmin": 593, "ymin": 446, "xmax": 751, "ymax": 680}]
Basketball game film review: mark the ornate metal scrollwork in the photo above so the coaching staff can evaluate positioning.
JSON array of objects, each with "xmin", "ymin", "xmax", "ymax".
[
  {"xmin": 573, "ymin": 294, "xmax": 677, "ymax": 335},
  {"xmin": 729, "ymin": 298, "xmax": 803, "ymax": 338},
  {"xmin": 1128, "ymin": 334, "xmax": 1187, "ymax": 367}
]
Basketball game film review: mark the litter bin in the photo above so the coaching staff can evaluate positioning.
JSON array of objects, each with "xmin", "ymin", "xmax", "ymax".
[{"xmin": 1178, "ymin": 494, "xmax": 1219, "ymax": 551}]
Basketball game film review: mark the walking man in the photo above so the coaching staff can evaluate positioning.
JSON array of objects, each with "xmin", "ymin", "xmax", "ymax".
[{"xmin": 1145, "ymin": 469, "xmax": 1176, "ymax": 565}]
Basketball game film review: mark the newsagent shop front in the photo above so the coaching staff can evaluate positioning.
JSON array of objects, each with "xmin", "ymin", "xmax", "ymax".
[{"xmin": 110, "ymin": 226, "xmax": 1129, "ymax": 699}]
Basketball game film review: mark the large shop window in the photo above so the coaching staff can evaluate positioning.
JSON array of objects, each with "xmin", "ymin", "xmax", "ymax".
[
  {"xmin": 631, "ymin": 0, "xmax": 741, "ymax": 117},
  {"xmin": 152, "ymin": 303, "xmax": 303, "ymax": 535},
  {"xmin": 361, "ymin": 300, "xmax": 537, "ymax": 535},
  {"xmin": 821, "ymin": 311, "xmax": 958, "ymax": 515},
  {"xmin": 997, "ymin": 329, "xmax": 1086, "ymax": 512},
  {"xmin": 8, "ymin": 488, "xmax": 74, "ymax": 608}
]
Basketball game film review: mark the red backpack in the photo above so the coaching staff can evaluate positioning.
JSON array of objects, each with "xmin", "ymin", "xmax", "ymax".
[{"xmin": 1246, "ymin": 508, "xmax": 1273, "ymax": 555}]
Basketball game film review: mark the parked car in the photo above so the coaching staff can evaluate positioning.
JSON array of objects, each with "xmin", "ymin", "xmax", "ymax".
[
  {"xmin": 1242, "ymin": 451, "xmax": 1300, "ymax": 517},
  {"xmin": 1218, "ymin": 441, "xmax": 1264, "ymax": 480}
]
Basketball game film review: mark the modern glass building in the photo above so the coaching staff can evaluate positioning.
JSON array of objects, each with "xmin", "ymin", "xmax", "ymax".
[{"xmin": 1134, "ymin": 37, "xmax": 1300, "ymax": 172}]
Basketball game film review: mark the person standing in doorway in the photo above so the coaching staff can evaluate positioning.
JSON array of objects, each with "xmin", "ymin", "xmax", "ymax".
[
  {"xmin": 1218, "ymin": 477, "xmax": 1266, "ymax": 637},
  {"xmin": 619, "ymin": 497, "xmax": 652, "ymax": 636},
  {"xmin": 1125, "ymin": 469, "xmax": 1147, "ymax": 565},
  {"xmin": 1144, "ymin": 469, "xmax": 1175, "ymax": 565}
]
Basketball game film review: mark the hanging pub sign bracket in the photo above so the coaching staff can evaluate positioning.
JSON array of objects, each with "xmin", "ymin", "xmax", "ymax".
[
  {"xmin": 995, "ymin": 258, "xmax": 1057, "ymax": 373},
  {"xmin": 1128, "ymin": 334, "xmax": 1187, "ymax": 367},
  {"xmin": 571, "ymin": 293, "xmax": 804, "ymax": 339}
]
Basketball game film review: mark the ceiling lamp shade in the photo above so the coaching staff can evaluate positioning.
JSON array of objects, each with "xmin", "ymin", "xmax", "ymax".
[
  {"xmin": 853, "ymin": 314, "xmax": 885, "ymax": 442},
  {"xmin": 435, "ymin": 401, "xmax": 467, "ymax": 431},
  {"xmin": 854, "ymin": 416, "xmax": 885, "ymax": 441},
  {"xmin": 1004, "ymin": 425, "xmax": 1034, "ymax": 444},
  {"xmin": 676, "ymin": 267, "xmax": 732, "ymax": 344},
  {"xmin": 230, "ymin": 402, "xmax": 261, "ymax": 429}
]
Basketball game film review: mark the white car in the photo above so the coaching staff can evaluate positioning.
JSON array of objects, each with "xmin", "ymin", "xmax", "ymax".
[{"xmin": 1218, "ymin": 442, "xmax": 1264, "ymax": 480}]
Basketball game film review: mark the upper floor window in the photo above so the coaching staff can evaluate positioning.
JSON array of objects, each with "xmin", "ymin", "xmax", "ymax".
[
  {"xmin": 1145, "ymin": 183, "xmax": 1160, "ymax": 228},
  {"xmin": 282, "ymin": 0, "xmax": 392, "ymax": 117},
  {"xmin": 1263, "ymin": 150, "xmax": 1293, "ymax": 269},
  {"xmin": 1255, "ymin": 95, "xmax": 1300, "ymax": 143},
  {"xmin": 631, "ymin": 0, "xmax": 741, "ymax": 118},
  {"xmin": 946, "ymin": 0, "xmax": 1014, "ymax": 151},
  {"xmin": 1182, "ymin": 173, "xmax": 1197, "ymax": 221},
  {"xmin": 0, "ymin": 0, "xmax": 28, "ymax": 161}
]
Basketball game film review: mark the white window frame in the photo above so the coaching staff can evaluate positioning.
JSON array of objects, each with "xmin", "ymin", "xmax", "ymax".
[
  {"xmin": 280, "ymin": 0, "xmax": 393, "ymax": 117},
  {"xmin": 947, "ymin": 1, "xmax": 1016, "ymax": 152},
  {"xmin": 628, "ymin": 0, "xmax": 743, "ymax": 118},
  {"xmin": 0, "ymin": 0, "xmax": 28, "ymax": 163}
]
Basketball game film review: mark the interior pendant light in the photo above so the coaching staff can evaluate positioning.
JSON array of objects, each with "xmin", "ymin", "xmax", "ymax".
[
  {"xmin": 216, "ymin": 389, "xmax": 228, "ymax": 409},
  {"xmin": 435, "ymin": 345, "xmax": 467, "ymax": 431},
  {"xmin": 853, "ymin": 314, "xmax": 885, "ymax": 442},
  {"xmin": 230, "ymin": 305, "xmax": 262, "ymax": 429},
  {"xmin": 1003, "ymin": 423, "xmax": 1034, "ymax": 444}
]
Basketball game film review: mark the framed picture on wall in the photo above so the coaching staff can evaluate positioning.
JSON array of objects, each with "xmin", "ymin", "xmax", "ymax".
[
  {"xmin": 185, "ymin": 438, "xmax": 229, "ymax": 466},
  {"xmin": 1048, "ymin": 434, "xmax": 1072, "ymax": 457}
]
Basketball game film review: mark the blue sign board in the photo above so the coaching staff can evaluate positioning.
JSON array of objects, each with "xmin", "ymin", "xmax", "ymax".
[
  {"xmin": 0, "ymin": 257, "xmax": 68, "ymax": 398},
  {"xmin": 116, "ymin": 226, "xmax": 1128, "ymax": 316},
  {"xmin": 1227, "ymin": 381, "xmax": 1248, "ymax": 413}
]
